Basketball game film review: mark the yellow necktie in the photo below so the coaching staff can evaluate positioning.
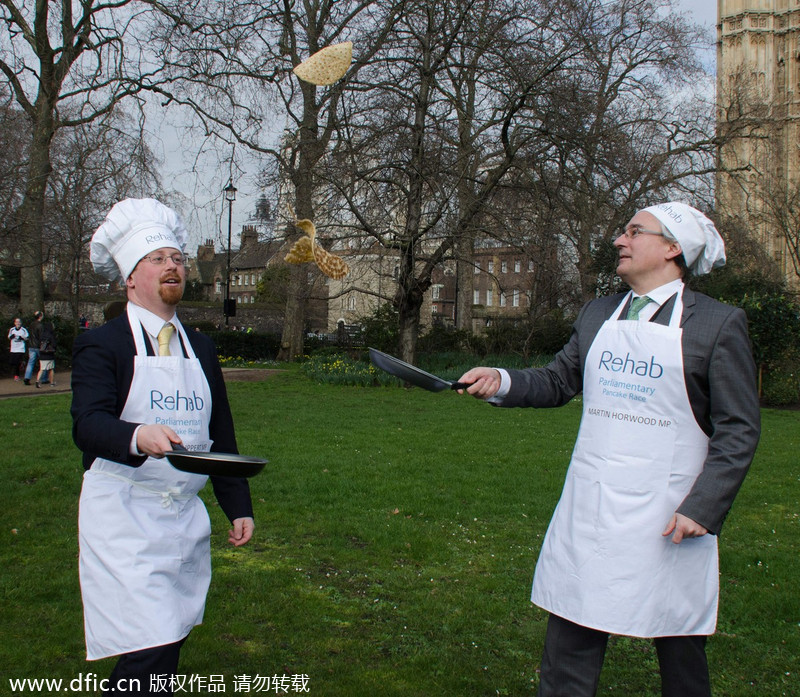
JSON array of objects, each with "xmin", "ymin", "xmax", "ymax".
[{"xmin": 157, "ymin": 323, "xmax": 174, "ymax": 356}]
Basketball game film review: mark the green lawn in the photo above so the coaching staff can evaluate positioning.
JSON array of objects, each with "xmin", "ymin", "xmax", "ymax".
[{"xmin": 1, "ymin": 370, "xmax": 798, "ymax": 696}]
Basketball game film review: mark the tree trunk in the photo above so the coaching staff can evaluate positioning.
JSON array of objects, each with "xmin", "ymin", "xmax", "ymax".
[
  {"xmin": 276, "ymin": 263, "xmax": 307, "ymax": 361},
  {"xmin": 18, "ymin": 120, "xmax": 54, "ymax": 314},
  {"xmin": 455, "ymin": 235, "xmax": 473, "ymax": 331},
  {"xmin": 397, "ymin": 294, "xmax": 423, "ymax": 365}
]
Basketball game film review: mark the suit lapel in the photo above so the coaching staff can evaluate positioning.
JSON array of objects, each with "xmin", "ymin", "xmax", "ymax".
[{"xmin": 680, "ymin": 287, "xmax": 696, "ymax": 327}]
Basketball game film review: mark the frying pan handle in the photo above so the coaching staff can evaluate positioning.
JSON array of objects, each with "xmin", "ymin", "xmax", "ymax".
[
  {"xmin": 170, "ymin": 442, "xmax": 188, "ymax": 452},
  {"xmin": 449, "ymin": 382, "xmax": 470, "ymax": 390}
]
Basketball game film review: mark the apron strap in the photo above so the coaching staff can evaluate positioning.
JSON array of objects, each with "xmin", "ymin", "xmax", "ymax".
[
  {"xmin": 90, "ymin": 469, "xmax": 195, "ymax": 507},
  {"xmin": 177, "ymin": 331, "xmax": 189, "ymax": 358},
  {"xmin": 140, "ymin": 323, "xmax": 156, "ymax": 356}
]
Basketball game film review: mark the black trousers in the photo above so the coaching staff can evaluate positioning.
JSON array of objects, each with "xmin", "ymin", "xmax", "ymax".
[
  {"xmin": 537, "ymin": 614, "xmax": 710, "ymax": 697},
  {"xmin": 103, "ymin": 637, "xmax": 187, "ymax": 696}
]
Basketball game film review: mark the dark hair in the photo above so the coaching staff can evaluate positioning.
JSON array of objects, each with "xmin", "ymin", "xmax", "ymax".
[{"xmin": 34, "ymin": 311, "xmax": 43, "ymax": 320}]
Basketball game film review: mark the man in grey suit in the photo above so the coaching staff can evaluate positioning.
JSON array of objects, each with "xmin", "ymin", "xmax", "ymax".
[{"xmin": 459, "ymin": 202, "xmax": 760, "ymax": 697}]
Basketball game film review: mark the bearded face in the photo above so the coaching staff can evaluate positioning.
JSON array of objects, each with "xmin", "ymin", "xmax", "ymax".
[
  {"xmin": 158, "ymin": 268, "xmax": 185, "ymax": 306},
  {"xmin": 126, "ymin": 248, "xmax": 186, "ymax": 315}
]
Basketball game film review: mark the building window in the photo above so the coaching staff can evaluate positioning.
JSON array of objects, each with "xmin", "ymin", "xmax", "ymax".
[
  {"xmin": 474, "ymin": 262, "xmax": 480, "ymax": 274},
  {"xmin": 215, "ymin": 280, "xmax": 221, "ymax": 294},
  {"xmin": 514, "ymin": 260, "xmax": 521, "ymax": 273},
  {"xmin": 432, "ymin": 284, "xmax": 442, "ymax": 300},
  {"xmin": 487, "ymin": 260, "xmax": 494, "ymax": 274},
  {"xmin": 473, "ymin": 289, "xmax": 480, "ymax": 304},
  {"xmin": 348, "ymin": 295, "xmax": 356, "ymax": 311},
  {"xmin": 501, "ymin": 261, "xmax": 507, "ymax": 273},
  {"xmin": 528, "ymin": 260, "xmax": 534, "ymax": 272},
  {"xmin": 500, "ymin": 292, "xmax": 506, "ymax": 307},
  {"xmin": 512, "ymin": 289, "xmax": 520, "ymax": 307},
  {"xmin": 486, "ymin": 288, "xmax": 493, "ymax": 307}
]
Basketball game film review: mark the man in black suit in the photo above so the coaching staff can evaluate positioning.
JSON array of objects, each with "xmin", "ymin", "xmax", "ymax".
[
  {"xmin": 71, "ymin": 198, "xmax": 254, "ymax": 696},
  {"xmin": 459, "ymin": 202, "xmax": 760, "ymax": 697}
]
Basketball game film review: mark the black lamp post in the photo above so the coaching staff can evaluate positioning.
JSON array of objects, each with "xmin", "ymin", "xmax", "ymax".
[{"xmin": 223, "ymin": 180, "xmax": 237, "ymax": 325}]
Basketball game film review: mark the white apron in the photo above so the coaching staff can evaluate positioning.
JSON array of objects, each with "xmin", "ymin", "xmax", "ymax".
[
  {"xmin": 531, "ymin": 289, "xmax": 718, "ymax": 637},
  {"xmin": 79, "ymin": 306, "xmax": 214, "ymax": 659}
]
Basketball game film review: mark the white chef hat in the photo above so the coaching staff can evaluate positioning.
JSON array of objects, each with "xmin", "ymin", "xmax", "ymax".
[
  {"xmin": 91, "ymin": 198, "xmax": 188, "ymax": 283},
  {"xmin": 640, "ymin": 202, "xmax": 726, "ymax": 275}
]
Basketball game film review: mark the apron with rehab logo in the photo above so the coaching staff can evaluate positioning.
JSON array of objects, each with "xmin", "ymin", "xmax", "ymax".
[
  {"xmin": 531, "ymin": 289, "xmax": 718, "ymax": 637},
  {"xmin": 78, "ymin": 305, "xmax": 214, "ymax": 659}
]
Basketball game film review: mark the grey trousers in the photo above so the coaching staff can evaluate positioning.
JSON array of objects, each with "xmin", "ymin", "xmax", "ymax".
[{"xmin": 537, "ymin": 614, "xmax": 710, "ymax": 697}]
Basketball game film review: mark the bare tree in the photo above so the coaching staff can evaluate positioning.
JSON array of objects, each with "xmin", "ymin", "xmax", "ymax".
[
  {"xmin": 326, "ymin": 0, "xmax": 576, "ymax": 361},
  {"xmin": 45, "ymin": 111, "xmax": 161, "ymax": 323},
  {"xmin": 514, "ymin": 0, "xmax": 725, "ymax": 302},
  {"xmin": 141, "ymin": 0, "xmax": 404, "ymax": 358},
  {"xmin": 0, "ymin": 2, "xmax": 156, "ymax": 311}
]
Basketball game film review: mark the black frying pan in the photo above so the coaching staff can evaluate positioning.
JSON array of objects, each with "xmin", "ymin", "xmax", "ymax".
[
  {"xmin": 166, "ymin": 443, "xmax": 268, "ymax": 478},
  {"xmin": 369, "ymin": 347, "xmax": 469, "ymax": 392}
]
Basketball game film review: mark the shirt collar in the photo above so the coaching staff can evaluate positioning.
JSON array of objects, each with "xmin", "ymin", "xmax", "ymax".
[
  {"xmin": 632, "ymin": 278, "xmax": 683, "ymax": 307},
  {"xmin": 127, "ymin": 301, "xmax": 179, "ymax": 340}
]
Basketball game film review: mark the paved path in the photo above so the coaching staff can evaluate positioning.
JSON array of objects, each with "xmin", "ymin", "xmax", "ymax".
[
  {"xmin": 0, "ymin": 373, "xmax": 72, "ymax": 399},
  {"xmin": 0, "ymin": 368, "xmax": 279, "ymax": 400}
]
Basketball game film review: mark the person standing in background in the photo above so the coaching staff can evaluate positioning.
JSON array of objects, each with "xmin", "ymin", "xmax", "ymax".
[
  {"xmin": 24, "ymin": 310, "xmax": 43, "ymax": 385},
  {"xmin": 35, "ymin": 318, "xmax": 57, "ymax": 388},
  {"xmin": 8, "ymin": 318, "xmax": 28, "ymax": 381}
]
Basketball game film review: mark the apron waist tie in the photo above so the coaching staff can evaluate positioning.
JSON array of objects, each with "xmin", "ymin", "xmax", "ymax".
[{"xmin": 92, "ymin": 469, "xmax": 195, "ymax": 509}]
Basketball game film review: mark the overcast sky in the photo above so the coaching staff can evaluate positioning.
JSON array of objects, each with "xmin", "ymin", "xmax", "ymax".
[{"xmin": 679, "ymin": 0, "xmax": 716, "ymax": 28}]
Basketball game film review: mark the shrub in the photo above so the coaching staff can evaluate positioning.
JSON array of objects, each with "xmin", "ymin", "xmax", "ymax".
[
  {"xmin": 761, "ymin": 364, "xmax": 800, "ymax": 406},
  {"xmin": 207, "ymin": 329, "xmax": 282, "ymax": 361},
  {"xmin": 359, "ymin": 303, "xmax": 399, "ymax": 353}
]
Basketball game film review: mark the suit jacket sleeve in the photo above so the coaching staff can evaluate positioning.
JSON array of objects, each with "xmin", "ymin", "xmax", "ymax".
[
  {"xmin": 676, "ymin": 304, "xmax": 760, "ymax": 534},
  {"xmin": 71, "ymin": 316, "xmax": 147, "ymax": 468},
  {"xmin": 500, "ymin": 297, "xmax": 612, "ymax": 407}
]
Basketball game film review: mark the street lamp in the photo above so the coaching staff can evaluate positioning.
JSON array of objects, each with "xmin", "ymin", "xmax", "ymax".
[{"xmin": 223, "ymin": 180, "xmax": 237, "ymax": 325}]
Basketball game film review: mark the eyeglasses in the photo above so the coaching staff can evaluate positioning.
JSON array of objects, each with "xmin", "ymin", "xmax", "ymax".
[
  {"xmin": 142, "ymin": 252, "xmax": 188, "ymax": 266},
  {"xmin": 618, "ymin": 226, "xmax": 665, "ymax": 240}
]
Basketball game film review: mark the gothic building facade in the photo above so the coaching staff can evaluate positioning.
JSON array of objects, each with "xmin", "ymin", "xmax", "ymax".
[{"xmin": 717, "ymin": 0, "xmax": 800, "ymax": 284}]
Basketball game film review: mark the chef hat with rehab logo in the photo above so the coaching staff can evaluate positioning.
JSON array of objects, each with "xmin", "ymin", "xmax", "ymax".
[
  {"xmin": 640, "ymin": 202, "xmax": 726, "ymax": 276},
  {"xmin": 91, "ymin": 198, "xmax": 188, "ymax": 284}
]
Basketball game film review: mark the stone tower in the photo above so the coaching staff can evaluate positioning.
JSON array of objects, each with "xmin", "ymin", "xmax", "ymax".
[{"xmin": 717, "ymin": 0, "xmax": 800, "ymax": 284}]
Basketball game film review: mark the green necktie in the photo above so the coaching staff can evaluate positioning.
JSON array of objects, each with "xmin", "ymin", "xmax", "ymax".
[{"xmin": 626, "ymin": 295, "xmax": 652, "ymax": 320}]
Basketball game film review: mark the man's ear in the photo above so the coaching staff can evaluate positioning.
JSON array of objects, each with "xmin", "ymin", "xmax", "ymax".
[
  {"xmin": 665, "ymin": 242, "xmax": 683, "ymax": 262},
  {"xmin": 125, "ymin": 274, "xmax": 135, "ymax": 289}
]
